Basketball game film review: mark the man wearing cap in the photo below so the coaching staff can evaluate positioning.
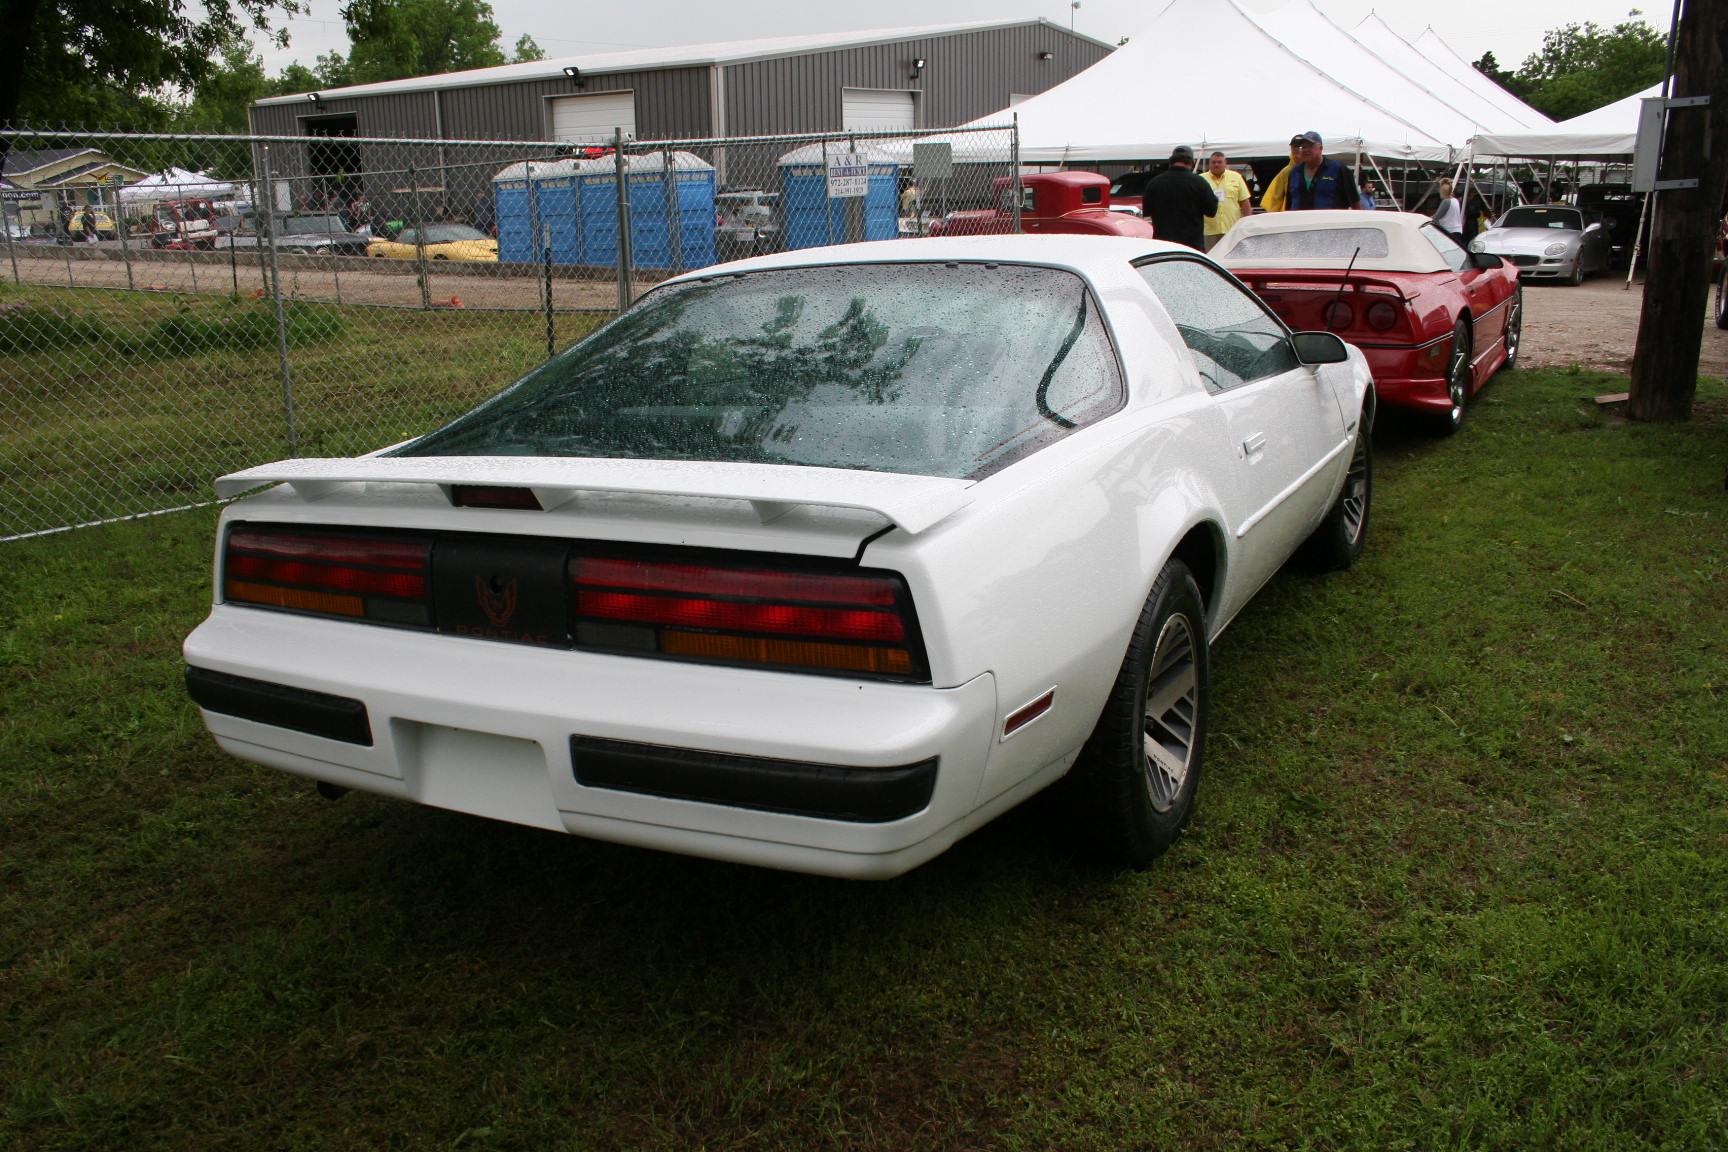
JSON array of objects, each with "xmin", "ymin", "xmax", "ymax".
[
  {"xmin": 1286, "ymin": 131, "xmax": 1360, "ymax": 211},
  {"xmin": 1201, "ymin": 152, "xmax": 1253, "ymax": 250},
  {"xmin": 1140, "ymin": 145, "xmax": 1217, "ymax": 251}
]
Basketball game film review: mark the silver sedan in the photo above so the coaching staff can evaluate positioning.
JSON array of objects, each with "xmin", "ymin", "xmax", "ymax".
[{"xmin": 1471, "ymin": 205, "xmax": 1612, "ymax": 286}]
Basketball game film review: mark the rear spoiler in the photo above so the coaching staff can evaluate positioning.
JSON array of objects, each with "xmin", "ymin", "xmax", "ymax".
[
  {"xmin": 1238, "ymin": 273, "xmax": 1412, "ymax": 301},
  {"xmin": 214, "ymin": 456, "xmax": 976, "ymax": 535}
]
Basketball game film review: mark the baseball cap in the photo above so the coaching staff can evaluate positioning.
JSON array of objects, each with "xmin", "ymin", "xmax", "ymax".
[
  {"xmin": 1291, "ymin": 131, "xmax": 1323, "ymax": 147},
  {"xmin": 1169, "ymin": 145, "xmax": 1196, "ymax": 165}
]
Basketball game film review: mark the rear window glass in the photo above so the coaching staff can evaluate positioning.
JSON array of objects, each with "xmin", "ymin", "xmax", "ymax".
[
  {"xmin": 1500, "ymin": 207, "xmax": 1582, "ymax": 230},
  {"xmin": 282, "ymin": 216, "xmax": 347, "ymax": 234},
  {"xmin": 394, "ymin": 262, "xmax": 1124, "ymax": 480},
  {"xmin": 1228, "ymin": 227, "xmax": 1390, "ymax": 260}
]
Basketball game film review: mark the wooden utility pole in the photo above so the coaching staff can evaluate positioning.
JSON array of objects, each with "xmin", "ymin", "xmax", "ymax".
[{"xmin": 1627, "ymin": 0, "xmax": 1728, "ymax": 422}]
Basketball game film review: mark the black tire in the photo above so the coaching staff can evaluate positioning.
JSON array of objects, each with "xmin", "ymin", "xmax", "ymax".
[
  {"xmin": 432, "ymin": 253, "xmax": 449, "ymax": 260},
  {"xmin": 1565, "ymin": 261, "xmax": 1584, "ymax": 287},
  {"xmin": 1296, "ymin": 422, "xmax": 1371, "ymax": 572},
  {"xmin": 1071, "ymin": 560, "xmax": 1210, "ymax": 868},
  {"xmin": 1432, "ymin": 316, "xmax": 1472, "ymax": 436},
  {"xmin": 1715, "ymin": 272, "xmax": 1727, "ymax": 331},
  {"xmin": 1497, "ymin": 286, "xmax": 1522, "ymax": 373}
]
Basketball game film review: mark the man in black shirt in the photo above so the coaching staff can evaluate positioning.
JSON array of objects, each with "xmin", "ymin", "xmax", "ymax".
[{"xmin": 1140, "ymin": 145, "xmax": 1217, "ymax": 251}]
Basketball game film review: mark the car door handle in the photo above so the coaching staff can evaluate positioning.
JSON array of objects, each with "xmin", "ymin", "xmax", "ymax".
[{"xmin": 1243, "ymin": 433, "xmax": 1266, "ymax": 458}]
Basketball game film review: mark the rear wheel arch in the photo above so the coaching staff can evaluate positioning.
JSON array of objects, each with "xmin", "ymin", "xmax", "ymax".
[{"xmin": 1167, "ymin": 521, "xmax": 1224, "ymax": 622}]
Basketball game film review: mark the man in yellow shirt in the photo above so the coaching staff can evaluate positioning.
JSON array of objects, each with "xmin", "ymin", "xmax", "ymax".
[{"xmin": 1202, "ymin": 151, "xmax": 1253, "ymax": 250}]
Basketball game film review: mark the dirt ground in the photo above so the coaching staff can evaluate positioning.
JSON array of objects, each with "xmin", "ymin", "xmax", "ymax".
[
  {"xmin": 9, "ymin": 246, "xmax": 1727, "ymax": 375},
  {"xmin": 1517, "ymin": 272, "xmax": 1728, "ymax": 377}
]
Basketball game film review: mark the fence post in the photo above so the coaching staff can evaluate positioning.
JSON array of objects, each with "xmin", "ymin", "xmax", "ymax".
[
  {"xmin": 411, "ymin": 164, "xmax": 431, "ymax": 310},
  {"xmin": 543, "ymin": 241, "xmax": 555, "ymax": 359},
  {"xmin": 614, "ymin": 128, "xmax": 633, "ymax": 312},
  {"xmin": 260, "ymin": 146, "xmax": 300, "ymax": 451},
  {"xmin": 61, "ymin": 207, "xmax": 74, "ymax": 286},
  {"xmin": 3, "ymin": 200, "xmax": 18, "ymax": 284},
  {"xmin": 663, "ymin": 148, "xmax": 683, "ymax": 275},
  {"xmin": 1010, "ymin": 115, "xmax": 1023, "ymax": 235},
  {"xmin": 115, "ymin": 196, "xmax": 135, "ymax": 290}
]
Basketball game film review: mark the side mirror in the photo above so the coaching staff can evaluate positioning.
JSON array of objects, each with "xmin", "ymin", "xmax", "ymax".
[
  {"xmin": 1584, "ymin": 221, "xmax": 1602, "ymax": 233},
  {"xmin": 1291, "ymin": 331, "xmax": 1350, "ymax": 365},
  {"xmin": 1472, "ymin": 251, "xmax": 1505, "ymax": 270}
]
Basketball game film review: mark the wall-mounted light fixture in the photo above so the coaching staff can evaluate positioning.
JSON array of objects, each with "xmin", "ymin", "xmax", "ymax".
[
  {"xmin": 909, "ymin": 57, "xmax": 925, "ymax": 81},
  {"xmin": 308, "ymin": 91, "xmax": 322, "ymax": 105},
  {"xmin": 1037, "ymin": 51, "xmax": 1054, "ymax": 60},
  {"xmin": 562, "ymin": 65, "xmax": 584, "ymax": 88}
]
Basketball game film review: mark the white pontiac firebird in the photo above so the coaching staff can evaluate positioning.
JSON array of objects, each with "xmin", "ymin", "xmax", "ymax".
[{"xmin": 184, "ymin": 235, "xmax": 1375, "ymax": 879}]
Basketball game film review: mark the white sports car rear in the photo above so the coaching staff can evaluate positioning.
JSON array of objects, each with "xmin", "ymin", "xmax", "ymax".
[{"xmin": 184, "ymin": 235, "xmax": 1375, "ymax": 878}]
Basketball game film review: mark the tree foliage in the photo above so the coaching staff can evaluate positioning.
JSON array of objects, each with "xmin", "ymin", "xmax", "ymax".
[
  {"xmin": 1474, "ymin": 10, "xmax": 1667, "ymax": 121},
  {"xmin": 4, "ymin": 0, "xmax": 298, "ymax": 130}
]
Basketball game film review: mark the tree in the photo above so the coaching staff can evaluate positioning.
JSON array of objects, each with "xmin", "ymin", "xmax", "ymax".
[
  {"xmin": 512, "ymin": 34, "xmax": 545, "ymax": 63},
  {"xmin": 1471, "ymin": 51, "xmax": 1528, "ymax": 99},
  {"xmin": 1511, "ymin": 11, "xmax": 1667, "ymax": 120},
  {"xmin": 328, "ymin": 0, "xmax": 508, "ymax": 87},
  {"xmin": 2, "ymin": 0, "xmax": 298, "ymax": 133}
]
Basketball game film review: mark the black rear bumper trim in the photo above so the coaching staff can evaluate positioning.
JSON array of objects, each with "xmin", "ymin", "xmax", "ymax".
[
  {"xmin": 186, "ymin": 666, "xmax": 373, "ymax": 746},
  {"xmin": 570, "ymin": 735, "xmax": 936, "ymax": 823}
]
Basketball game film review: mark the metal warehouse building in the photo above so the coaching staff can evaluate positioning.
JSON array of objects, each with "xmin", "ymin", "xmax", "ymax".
[{"xmin": 248, "ymin": 19, "xmax": 1112, "ymax": 145}]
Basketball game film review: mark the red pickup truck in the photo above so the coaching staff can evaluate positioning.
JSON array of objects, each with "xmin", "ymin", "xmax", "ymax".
[{"xmin": 929, "ymin": 172, "xmax": 1157, "ymax": 239}]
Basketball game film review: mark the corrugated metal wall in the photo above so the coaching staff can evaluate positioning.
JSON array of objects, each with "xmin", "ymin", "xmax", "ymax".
[
  {"xmin": 722, "ymin": 25, "xmax": 1108, "ymax": 137},
  {"xmin": 249, "ymin": 68, "xmax": 711, "ymax": 141},
  {"xmin": 247, "ymin": 25, "xmax": 1105, "ymax": 144}
]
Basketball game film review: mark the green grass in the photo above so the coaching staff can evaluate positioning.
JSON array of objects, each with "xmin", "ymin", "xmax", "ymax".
[
  {"xmin": 0, "ymin": 283, "xmax": 606, "ymax": 538},
  {"xmin": 2, "ymin": 368, "xmax": 1727, "ymax": 1150}
]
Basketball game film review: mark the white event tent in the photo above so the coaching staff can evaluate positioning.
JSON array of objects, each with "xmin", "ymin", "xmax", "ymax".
[
  {"xmin": 1409, "ymin": 27, "xmax": 1555, "ymax": 133},
  {"xmin": 1351, "ymin": 15, "xmax": 1550, "ymax": 133},
  {"xmin": 951, "ymin": 0, "xmax": 1552, "ymax": 165},
  {"xmin": 118, "ymin": 168, "xmax": 237, "ymax": 203},
  {"xmin": 1472, "ymin": 84, "xmax": 1658, "ymax": 158}
]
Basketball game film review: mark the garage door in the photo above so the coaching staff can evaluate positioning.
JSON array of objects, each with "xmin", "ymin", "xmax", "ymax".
[
  {"xmin": 550, "ymin": 92, "xmax": 637, "ymax": 144},
  {"xmin": 842, "ymin": 89, "xmax": 916, "ymax": 132}
]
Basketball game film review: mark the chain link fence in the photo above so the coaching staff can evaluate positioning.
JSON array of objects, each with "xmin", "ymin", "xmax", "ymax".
[{"xmin": 1, "ymin": 123, "xmax": 1017, "ymax": 540}]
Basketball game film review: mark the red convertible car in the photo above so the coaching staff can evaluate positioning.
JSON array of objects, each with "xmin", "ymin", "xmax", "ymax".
[{"xmin": 1214, "ymin": 210, "xmax": 1521, "ymax": 433}]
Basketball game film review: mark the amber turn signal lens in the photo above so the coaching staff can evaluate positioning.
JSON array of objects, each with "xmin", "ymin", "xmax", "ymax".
[{"xmin": 226, "ymin": 579, "xmax": 365, "ymax": 617}]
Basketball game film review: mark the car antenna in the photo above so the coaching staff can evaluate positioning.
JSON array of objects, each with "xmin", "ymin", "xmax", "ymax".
[{"xmin": 1328, "ymin": 246, "xmax": 1361, "ymax": 331}]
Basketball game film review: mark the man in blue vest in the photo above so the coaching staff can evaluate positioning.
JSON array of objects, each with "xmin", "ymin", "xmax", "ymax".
[{"xmin": 1287, "ymin": 131, "xmax": 1360, "ymax": 212}]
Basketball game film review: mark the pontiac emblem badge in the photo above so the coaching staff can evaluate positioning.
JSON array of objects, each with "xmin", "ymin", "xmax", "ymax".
[{"xmin": 476, "ymin": 575, "xmax": 520, "ymax": 627}]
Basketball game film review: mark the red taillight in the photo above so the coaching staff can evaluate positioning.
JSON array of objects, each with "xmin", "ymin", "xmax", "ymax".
[
  {"xmin": 578, "ymin": 557, "xmax": 897, "ymax": 605},
  {"xmin": 572, "ymin": 556, "xmax": 923, "ymax": 678},
  {"xmin": 1324, "ymin": 301, "xmax": 1354, "ymax": 330},
  {"xmin": 1366, "ymin": 301, "xmax": 1399, "ymax": 331},
  {"xmin": 224, "ymin": 527, "xmax": 431, "ymax": 626}
]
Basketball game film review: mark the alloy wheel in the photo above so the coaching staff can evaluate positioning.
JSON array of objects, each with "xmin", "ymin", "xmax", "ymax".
[
  {"xmin": 1143, "ymin": 614, "xmax": 1200, "ymax": 813},
  {"xmin": 1340, "ymin": 432, "xmax": 1370, "ymax": 545}
]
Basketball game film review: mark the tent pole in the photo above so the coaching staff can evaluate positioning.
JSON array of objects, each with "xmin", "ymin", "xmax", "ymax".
[
  {"xmin": 1624, "ymin": 189, "xmax": 1655, "ymax": 290},
  {"xmin": 1366, "ymin": 153, "xmax": 1397, "ymax": 209}
]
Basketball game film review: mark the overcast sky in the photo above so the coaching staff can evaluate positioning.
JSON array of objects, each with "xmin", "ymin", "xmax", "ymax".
[{"xmin": 257, "ymin": 0, "xmax": 1666, "ymax": 81}]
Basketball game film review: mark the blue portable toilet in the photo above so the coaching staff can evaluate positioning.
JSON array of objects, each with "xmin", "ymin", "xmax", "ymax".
[
  {"xmin": 491, "ymin": 158, "xmax": 581, "ymax": 264},
  {"xmin": 576, "ymin": 151, "xmax": 716, "ymax": 270},
  {"xmin": 779, "ymin": 145, "xmax": 899, "ymax": 250}
]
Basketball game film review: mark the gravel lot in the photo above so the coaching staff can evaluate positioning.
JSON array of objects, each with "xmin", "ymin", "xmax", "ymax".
[
  {"xmin": 1519, "ymin": 273, "xmax": 1728, "ymax": 377},
  {"xmin": 10, "ymin": 245, "xmax": 1727, "ymax": 376}
]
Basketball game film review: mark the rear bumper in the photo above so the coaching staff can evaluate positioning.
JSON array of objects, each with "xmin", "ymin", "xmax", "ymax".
[
  {"xmin": 184, "ymin": 605, "xmax": 998, "ymax": 878},
  {"xmin": 1358, "ymin": 343, "xmax": 1452, "ymax": 413}
]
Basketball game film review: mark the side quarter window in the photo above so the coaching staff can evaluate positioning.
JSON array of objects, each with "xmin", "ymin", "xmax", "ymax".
[
  {"xmin": 1419, "ymin": 224, "xmax": 1473, "ymax": 272},
  {"xmin": 1135, "ymin": 258, "xmax": 1299, "ymax": 392}
]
